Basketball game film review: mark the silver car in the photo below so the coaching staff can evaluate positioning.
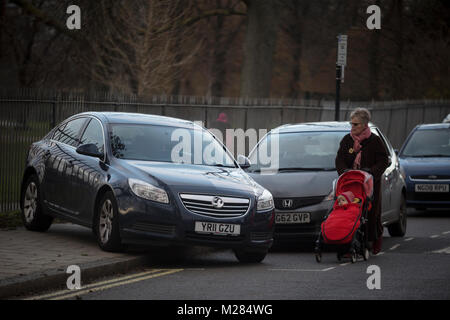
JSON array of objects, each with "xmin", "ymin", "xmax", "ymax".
[{"xmin": 241, "ymin": 122, "xmax": 407, "ymax": 244}]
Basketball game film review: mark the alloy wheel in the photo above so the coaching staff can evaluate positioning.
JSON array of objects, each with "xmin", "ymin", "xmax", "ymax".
[
  {"xmin": 24, "ymin": 182, "xmax": 38, "ymax": 223},
  {"xmin": 99, "ymin": 199, "xmax": 113, "ymax": 244}
]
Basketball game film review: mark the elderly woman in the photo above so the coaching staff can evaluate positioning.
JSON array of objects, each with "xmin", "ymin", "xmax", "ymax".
[{"xmin": 335, "ymin": 108, "xmax": 389, "ymax": 254}]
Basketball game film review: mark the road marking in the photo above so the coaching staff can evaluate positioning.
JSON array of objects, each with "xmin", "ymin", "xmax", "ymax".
[
  {"xmin": 432, "ymin": 247, "xmax": 450, "ymax": 254},
  {"xmin": 430, "ymin": 235, "xmax": 440, "ymax": 239},
  {"xmin": 442, "ymin": 231, "xmax": 450, "ymax": 235},
  {"xmin": 25, "ymin": 269, "xmax": 165, "ymax": 300},
  {"xmin": 340, "ymin": 263, "xmax": 350, "ymax": 266},
  {"xmin": 404, "ymin": 237, "xmax": 414, "ymax": 242},
  {"xmin": 389, "ymin": 244, "xmax": 401, "ymax": 251},
  {"xmin": 27, "ymin": 268, "xmax": 183, "ymax": 300},
  {"xmin": 322, "ymin": 267, "xmax": 336, "ymax": 272},
  {"xmin": 269, "ymin": 268, "xmax": 335, "ymax": 272}
]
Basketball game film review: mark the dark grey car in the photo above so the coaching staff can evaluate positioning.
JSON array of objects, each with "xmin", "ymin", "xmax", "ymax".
[{"xmin": 242, "ymin": 122, "xmax": 407, "ymax": 244}]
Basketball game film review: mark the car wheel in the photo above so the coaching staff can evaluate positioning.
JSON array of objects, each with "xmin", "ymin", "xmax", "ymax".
[
  {"xmin": 95, "ymin": 191, "xmax": 124, "ymax": 252},
  {"xmin": 233, "ymin": 248, "xmax": 267, "ymax": 263},
  {"xmin": 388, "ymin": 194, "xmax": 407, "ymax": 237},
  {"xmin": 21, "ymin": 175, "xmax": 53, "ymax": 231}
]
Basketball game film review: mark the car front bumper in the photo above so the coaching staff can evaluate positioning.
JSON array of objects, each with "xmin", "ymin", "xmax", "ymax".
[
  {"xmin": 115, "ymin": 191, "xmax": 274, "ymax": 252},
  {"xmin": 405, "ymin": 181, "xmax": 450, "ymax": 209},
  {"xmin": 273, "ymin": 200, "xmax": 333, "ymax": 243}
]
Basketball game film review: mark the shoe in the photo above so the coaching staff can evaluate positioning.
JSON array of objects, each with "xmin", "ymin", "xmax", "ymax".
[{"xmin": 372, "ymin": 238, "xmax": 382, "ymax": 255}]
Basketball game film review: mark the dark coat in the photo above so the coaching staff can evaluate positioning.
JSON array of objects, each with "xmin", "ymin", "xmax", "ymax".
[{"xmin": 335, "ymin": 133, "xmax": 389, "ymax": 241}]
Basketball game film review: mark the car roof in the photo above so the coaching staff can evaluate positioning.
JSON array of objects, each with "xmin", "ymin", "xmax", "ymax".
[
  {"xmin": 414, "ymin": 123, "xmax": 450, "ymax": 130},
  {"xmin": 273, "ymin": 121, "xmax": 377, "ymax": 134},
  {"xmin": 76, "ymin": 112, "xmax": 198, "ymax": 129}
]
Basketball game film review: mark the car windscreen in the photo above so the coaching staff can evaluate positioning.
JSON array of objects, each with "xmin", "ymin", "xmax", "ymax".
[
  {"xmin": 109, "ymin": 123, "xmax": 236, "ymax": 167},
  {"xmin": 401, "ymin": 128, "xmax": 450, "ymax": 157},
  {"xmin": 248, "ymin": 131, "xmax": 347, "ymax": 172}
]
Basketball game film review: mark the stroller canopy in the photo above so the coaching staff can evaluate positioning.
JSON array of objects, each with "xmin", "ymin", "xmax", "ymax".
[{"xmin": 335, "ymin": 170, "xmax": 374, "ymax": 201}]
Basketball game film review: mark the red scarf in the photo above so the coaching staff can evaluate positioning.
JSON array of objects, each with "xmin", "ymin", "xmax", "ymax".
[{"xmin": 350, "ymin": 126, "xmax": 371, "ymax": 169}]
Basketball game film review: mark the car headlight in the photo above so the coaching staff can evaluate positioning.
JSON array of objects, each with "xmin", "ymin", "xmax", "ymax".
[
  {"xmin": 324, "ymin": 178, "xmax": 337, "ymax": 201},
  {"xmin": 128, "ymin": 178, "xmax": 169, "ymax": 204},
  {"xmin": 257, "ymin": 189, "xmax": 274, "ymax": 212},
  {"xmin": 324, "ymin": 189, "xmax": 335, "ymax": 201}
]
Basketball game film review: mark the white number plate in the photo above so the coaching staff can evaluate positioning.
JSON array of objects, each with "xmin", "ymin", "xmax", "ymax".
[
  {"xmin": 275, "ymin": 212, "xmax": 310, "ymax": 224},
  {"xmin": 415, "ymin": 184, "xmax": 449, "ymax": 193},
  {"xmin": 195, "ymin": 222, "xmax": 241, "ymax": 236}
]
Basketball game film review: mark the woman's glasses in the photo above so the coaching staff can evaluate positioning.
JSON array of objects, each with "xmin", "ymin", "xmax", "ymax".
[{"xmin": 350, "ymin": 122, "xmax": 361, "ymax": 126}]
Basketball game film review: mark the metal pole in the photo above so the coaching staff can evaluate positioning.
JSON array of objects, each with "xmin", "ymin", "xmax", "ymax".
[{"xmin": 335, "ymin": 65, "xmax": 341, "ymax": 121}]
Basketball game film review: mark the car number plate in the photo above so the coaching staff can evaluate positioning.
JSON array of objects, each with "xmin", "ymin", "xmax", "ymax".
[
  {"xmin": 194, "ymin": 222, "xmax": 241, "ymax": 236},
  {"xmin": 415, "ymin": 184, "xmax": 449, "ymax": 193},
  {"xmin": 275, "ymin": 212, "xmax": 310, "ymax": 224}
]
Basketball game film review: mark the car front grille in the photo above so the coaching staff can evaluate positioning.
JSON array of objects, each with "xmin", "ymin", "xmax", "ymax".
[
  {"xmin": 411, "ymin": 193, "xmax": 450, "ymax": 202},
  {"xmin": 274, "ymin": 196, "xmax": 325, "ymax": 210},
  {"xmin": 410, "ymin": 175, "xmax": 450, "ymax": 181},
  {"xmin": 185, "ymin": 231, "xmax": 245, "ymax": 243},
  {"xmin": 132, "ymin": 221, "xmax": 176, "ymax": 235},
  {"xmin": 179, "ymin": 193, "xmax": 250, "ymax": 218}
]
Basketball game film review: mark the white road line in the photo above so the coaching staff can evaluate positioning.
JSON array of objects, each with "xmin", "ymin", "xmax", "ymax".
[
  {"xmin": 442, "ymin": 231, "xmax": 450, "ymax": 235},
  {"xmin": 268, "ymin": 268, "xmax": 334, "ymax": 272},
  {"xmin": 390, "ymin": 244, "xmax": 401, "ymax": 251},
  {"xmin": 340, "ymin": 263, "xmax": 350, "ymax": 266},
  {"xmin": 404, "ymin": 237, "xmax": 414, "ymax": 242},
  {"xmin": 430, "ymin": 234, "xmax": 440, "ymax": 239},
  {"xmin": 432, "ymin": 247, "xmax": 450, "ymax": 254},
  {"xmin": 322, "ymin": 267, "xmax": 336, "ymax": 272}
]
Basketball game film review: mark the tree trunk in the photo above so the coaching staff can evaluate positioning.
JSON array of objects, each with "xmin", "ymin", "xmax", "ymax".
[{"xmin": 240, "ymin": 0, "xmax": 279, "ymax": 98}]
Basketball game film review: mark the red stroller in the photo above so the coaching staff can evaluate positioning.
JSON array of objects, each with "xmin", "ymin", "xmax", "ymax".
[{"xmin": 314, "ymin": 170, "xmax": 373, "ymax": 263}]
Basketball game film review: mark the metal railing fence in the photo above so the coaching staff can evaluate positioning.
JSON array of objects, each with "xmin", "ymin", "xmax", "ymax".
[{"xmin": 1, "ymin": 89, "xmax": 449, "ymax": 213}]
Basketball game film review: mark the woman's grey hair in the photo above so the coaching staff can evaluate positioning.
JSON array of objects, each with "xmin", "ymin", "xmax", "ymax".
[{"xmin": 350, "ymin": 108, "xmax": 371, "ymax": 125}]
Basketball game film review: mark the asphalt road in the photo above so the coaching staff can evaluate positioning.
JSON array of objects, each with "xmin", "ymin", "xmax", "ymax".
[{"xmin": 26, "ymin": 208, "xmax": 450, "ymax": 301}]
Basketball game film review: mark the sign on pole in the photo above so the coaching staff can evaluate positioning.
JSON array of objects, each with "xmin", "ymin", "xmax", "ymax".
[
  {"xmin": 337, "ymin": 34, "xmax": 348, "ymax": 66},
  {"xmin": 337, "ymin": 34, "xmax": 347, "ymax": 83},
  {"xmin": 335, "ymin": 34, "xmax": 347, "ymax": 121}
]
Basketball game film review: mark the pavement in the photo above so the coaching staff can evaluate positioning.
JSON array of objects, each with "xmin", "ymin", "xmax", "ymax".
[{"xmin": 0, "ymin": 223, "xmax": 153, "ymax": 299}]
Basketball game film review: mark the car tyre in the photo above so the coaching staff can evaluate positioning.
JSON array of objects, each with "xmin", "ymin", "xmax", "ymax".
[
  {"xmin": 388, "ymin": 194, "xmax": 407, "ymax": 237},
  {"xmin": 95, "ymin": 191, "xmax": 125, "ymax": 252},
  {"xmin": 234, "ymin": 248, "xmax": 267, "ymax": 263},
  {"xmin": 21, "ymin": 174, "xmax": 53, "ymax": 231}
]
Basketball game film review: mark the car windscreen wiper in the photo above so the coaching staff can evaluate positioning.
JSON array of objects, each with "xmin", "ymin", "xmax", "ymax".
[
  {"xmin": 408, "ymin": 154, "xmax": 450, "ymax": 158},
  {"xmin": 209, "ymin": 163, "xmax": 237, "ymax": 168},
  {"xmin": 248, "ymin": 167, "xmax": 336, "ymax": 173},
  {"xmin": 278, "ymin": 167, "xmax": 336, "ymax": 172}
]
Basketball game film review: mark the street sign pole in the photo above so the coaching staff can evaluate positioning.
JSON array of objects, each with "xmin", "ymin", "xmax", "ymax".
[
  {"xmin": 335, "ymin": 65, "xmax": 341, "ymax": 121},
  {"xmin": 336, "ymin": 34, "xmax": 347, "ymax": 121}
]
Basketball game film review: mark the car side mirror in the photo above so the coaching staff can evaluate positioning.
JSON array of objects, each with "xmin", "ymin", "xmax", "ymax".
[
  {"xmin": 237, "ymin": 154, "xmax": 251, "ymax": 169},
  {"xmin": 76, "ymin": 143, "xmax": 103, "ymax": 159}
]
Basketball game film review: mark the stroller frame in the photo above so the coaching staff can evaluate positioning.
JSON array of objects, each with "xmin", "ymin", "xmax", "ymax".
[{"xmin": 314, "ymin": 170, "xmax": 373, "ymax": 263}]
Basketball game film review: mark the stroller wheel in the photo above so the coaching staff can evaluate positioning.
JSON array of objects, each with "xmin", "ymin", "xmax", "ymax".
[
  {"xmin": 315, "ymin": 253, "xmax": 322, "ymax": 263},
  {"xmin": 363, "ymin": 248, "xmax": 370, "ymax": 261},
  {"xmin": 351, "ymin": 250, "xmax": 357, "ymax": 263}
]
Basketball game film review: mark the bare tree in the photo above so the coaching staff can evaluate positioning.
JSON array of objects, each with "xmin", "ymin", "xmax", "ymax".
[
  {"xmin": 240, "ymin": 0, "xmax": 280, "ymax": 98},
  {"xmin": 76, "ymin": 1, "xmax": 202, "ymax": 96}
]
